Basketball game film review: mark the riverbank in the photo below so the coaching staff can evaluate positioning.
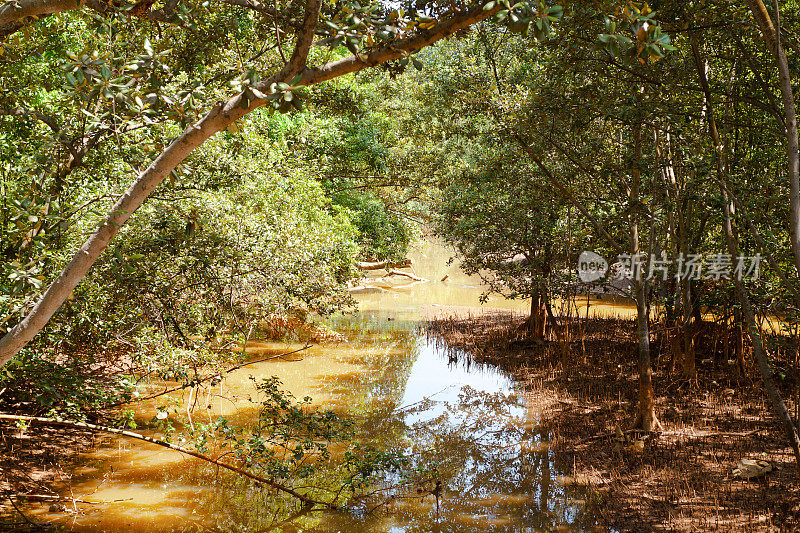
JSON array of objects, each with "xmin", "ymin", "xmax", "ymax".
[{"xmin": 428, "ymin": 312, "xmax": 800, "ymax": 532}]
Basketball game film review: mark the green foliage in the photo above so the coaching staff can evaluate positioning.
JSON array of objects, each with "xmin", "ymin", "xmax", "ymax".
[
  {"xmin": 435, "ymin": 160, "xmax": 569, "ymax": 301},
  {"xmin": 300, "ymin": 80, "xmax": 419, "ymax": 261},
  {"xmin": 0, "ymin": 350, "xmax": 136, "ymax": 419},
  {"xmin": 596, "ymin": 3, "xmax": 674, "ymax": 63},
  {"xmin": 340, "ymin": 194, "xmax": 413, "ymax": 262},
  {"xmin": 197, "ymin": 376, "xmax": 353, "ymax": 479},
  {"xmin": 6, "ymin": 0, "xmax": 800, "ymax": 524}
]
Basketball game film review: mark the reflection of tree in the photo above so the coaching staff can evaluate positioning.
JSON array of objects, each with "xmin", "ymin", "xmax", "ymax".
[
  {"xmin": 138, "ymin": 318, "xmax": 602, "ymax": 531},
  {"xmin": 385, "ymin": 386, "xmax": 597, "ymax": 531},
  {"xmin": 326, "ymin": 311, "xmax": 423, "ymax": 417}
]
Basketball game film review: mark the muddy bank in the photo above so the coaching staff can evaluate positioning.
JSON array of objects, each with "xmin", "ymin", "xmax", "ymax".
[{"xmin": 428, "ymin": 312, "xmax": 800, "ymax": 532}]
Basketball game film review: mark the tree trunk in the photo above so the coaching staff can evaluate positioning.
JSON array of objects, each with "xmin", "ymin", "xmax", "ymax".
[
  {"xmin": 691, "ymin": 33, "xmax": 800, "ymax": 467},
  {"xmin": 630, "ymin": 122, "xmax": 661, "ymax": 432},
  {"xmin": 0, "ymin": 0, "xmax": 322, "ymax": 366},
  {"xmin": 747, "ymin": 0, "xmax": 800, "ymax": 276},
  {"xmin": 529, "ymin": 292, "xmax": 540, "ymax": 335},
  {"xmin": 658, "ymin": 127, "xmax": 695, "ymax": 378},
  {"xmin": 719, "ymin": 185, "xmax": 800, "ymax": 467}
]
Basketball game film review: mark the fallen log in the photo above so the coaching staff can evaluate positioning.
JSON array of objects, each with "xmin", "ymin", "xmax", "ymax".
[
  {"xmin": 356, "ymin": 258, "xmax": 412, "ymax": 270},
  {"xmin": 383, "ymin": 269, "xmax": 427, "ymax": 282}
]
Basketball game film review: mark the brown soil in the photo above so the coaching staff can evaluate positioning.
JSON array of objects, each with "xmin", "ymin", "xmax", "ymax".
[{"xmin": 427, "ymin": 312, "xmax": 800, "ymax": 532}]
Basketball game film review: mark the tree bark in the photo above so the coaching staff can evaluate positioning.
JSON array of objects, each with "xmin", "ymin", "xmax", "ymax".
[
  {"xmin": 630, "ymin": 122, "xmax": 660, "ymax": 432},
  {"xmin": 0, "ymin": 0, "xmax": 325, "ymax": 364},
  {"xmin": 0, "ymin": 0, "xmax": 181, "ymax": 35}
]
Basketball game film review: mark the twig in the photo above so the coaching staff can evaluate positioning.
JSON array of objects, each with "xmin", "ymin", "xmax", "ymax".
[
  {"xmin": 577, "ymin": 427, "xmax": 760, "ymax": 445},
  {"xmin": 660, "ymin": 429, "xmax": 761, "ymax": 439},
  {"xmin": 7, "ymin": 496, "xmax": 41, "ymax": 527},
  {"xmin": 383, "ymin": 269, "xmax": 427, "ymax": 282},
  {"xmin": 393, "ymin": 385, "xmax": 455, "ymax": 414},
  {"xmin": 557, "ymin": 399, "xmax": 601, "ymax": 411},
  {"xmin": 576, "ymin": 428, "xmax": 658, "ymax": 445}
]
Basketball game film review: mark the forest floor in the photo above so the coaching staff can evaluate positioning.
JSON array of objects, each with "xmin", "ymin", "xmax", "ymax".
[{"xmin": 427, "ymin": 312, "xmax": 800, "ymax": 532}]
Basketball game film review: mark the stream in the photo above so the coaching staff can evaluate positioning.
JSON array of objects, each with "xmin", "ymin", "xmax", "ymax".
[{"xmin": 48, "ymin": 240, "xmax": 609, "ymax": 532}]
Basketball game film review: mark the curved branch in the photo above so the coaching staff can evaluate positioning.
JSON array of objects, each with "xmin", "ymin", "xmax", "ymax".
[
  {"xmin": 300, "ymin": 2, "xmax": 501, "ymax": 85},
  {"xmin": 0, "ymin": 0, "xmax": 79, "ymax": 26},
  {"xmin": 0, "ymin": 0, "xmax": 503, "ymax": 365},
  {"xmin": 0, "ymin": 0, "xmax": 182, "ymax": 38},
  {"xmin": 0, "ymin": 413, "xmax": 335, "ymax": 508},
  {"xmin": 0, "ymin": 106, "xmax": 60, "ymax": 132},
  {"xmin": 0, "ymin": 0, "xmax": 298, "ymax": 38}
]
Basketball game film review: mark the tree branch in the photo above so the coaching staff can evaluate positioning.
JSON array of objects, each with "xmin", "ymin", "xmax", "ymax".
[
  {"xmin": 0, "ymin": 0, "xmax": 182, "ymax": 38},
  {"xmin": 299, "ymin": 2, "xmax": 501, "ymax": 85},
  {"xmin": 0, "ymin": 413, "xmax": 335, "ymax": 509},
  {"xmin": 0, "ymin": 106, "xmax": 60, "ymax": 132},
  {"xmin": 0, "ymin": 0, "xmax": 322, "ymax": 365},
  {"xmin": 514, "ymin": 135, "xmax": 623, "ymax": 254},
  {"xmin": 0, "ymin": 0, "xmax": 505, "ymax": 365}
]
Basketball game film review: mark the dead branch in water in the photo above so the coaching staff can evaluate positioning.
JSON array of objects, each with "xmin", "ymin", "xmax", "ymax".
[
  {"xmin": 106, "ymin": 344, "xmax": 312, "ymax": 407},
  {"xmin": 0, "ymin": 414, "xmax": 336, "ymax": 509},
  {"xmin": 383, "ymin": 269, "xmax": 427, "ymax": 282},
  {"xmin": 356, "ymin": 259, "xmax": 412, "ymax": 270},
  {"xmin": 15, "ymin": 493, "xmax": 132, "ymax": 505}
]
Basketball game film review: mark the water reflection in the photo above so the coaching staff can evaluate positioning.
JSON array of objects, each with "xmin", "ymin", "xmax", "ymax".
[
  {"xmin": 310, "ymin": 315, "xmax": 596, "ymax": 532},
  {"xmin": 51, "ymin": 240, "xmax": 604, "ymax": 532}
]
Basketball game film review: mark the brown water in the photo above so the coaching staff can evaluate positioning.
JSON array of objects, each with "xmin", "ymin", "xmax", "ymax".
[{"xmin": 34, "ymin": 240, "xmax": 611, "ymax": 532}]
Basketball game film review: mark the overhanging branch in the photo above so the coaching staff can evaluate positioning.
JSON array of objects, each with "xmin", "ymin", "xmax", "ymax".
[
  {"xmin": 0, "ymin": 413, "xmax": 336, "ymax": 508},
  {"xmin": 299, "ymin": 3, "xmax": 502, "ymax": 85}
]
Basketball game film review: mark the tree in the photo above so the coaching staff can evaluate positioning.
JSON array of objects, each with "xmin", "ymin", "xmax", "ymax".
[
  {"xmin": 435, "ymin": 153, "xmax": 572, "ymax": 338},
  {"xmin": 0, "ymin": 0, "xmax": 524, "ymax": 366}
]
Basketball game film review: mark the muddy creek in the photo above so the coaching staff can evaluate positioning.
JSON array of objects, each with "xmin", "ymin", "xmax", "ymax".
[{"xmin": 43, "ymin": 240, "xmax": 617, "ymax": 532}]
